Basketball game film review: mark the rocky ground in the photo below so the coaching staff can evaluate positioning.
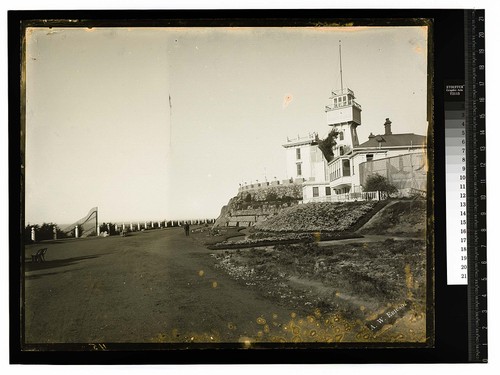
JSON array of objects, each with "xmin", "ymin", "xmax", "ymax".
[
  {"xmin": 211, "ymin": 239, "xmax": 426, "ymax": 319},
  {"xmin": 202, "ymin": 198, "xmax": 428, "ymax": 343}
]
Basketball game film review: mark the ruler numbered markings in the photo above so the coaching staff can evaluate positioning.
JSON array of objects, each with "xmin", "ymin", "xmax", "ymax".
[
  {"xmin": 466, "ymin": 9, "xmax": 487, "ymax": 363},
  {"xmin": 445, "ymin": 84, "xmax": 468, "ymax": 285}
]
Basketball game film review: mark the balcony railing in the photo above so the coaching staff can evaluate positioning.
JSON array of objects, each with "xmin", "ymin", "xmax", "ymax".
[
  {"xmin": 331, "ymin": 88, "xmax": 355, "ymax": 97},
  {"xmin": 285, "ymin": 133, "xmax": 317, "ymax": 143},
  {"xmin": 329, "ymin": 174, "xmax": 352, "ymax": 187},
  {"xmin": 325, "ymin": 100, "xmax": 362, "ymax": 111}
]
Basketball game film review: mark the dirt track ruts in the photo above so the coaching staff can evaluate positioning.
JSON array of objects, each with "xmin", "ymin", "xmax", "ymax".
[{"xmin": 23, "ymin": 228, "xmax": 301, "ymax": 344}]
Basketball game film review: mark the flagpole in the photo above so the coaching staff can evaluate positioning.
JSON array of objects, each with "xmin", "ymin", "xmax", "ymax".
[{"xmin": 339, "ymin": 40, "xmax": 343, "ymax": 93}]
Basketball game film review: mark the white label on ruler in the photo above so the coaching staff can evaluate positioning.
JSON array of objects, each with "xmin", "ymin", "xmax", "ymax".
[{"xmin": 445, "ymin": 87, "xmax": 468, "ymax": 285}]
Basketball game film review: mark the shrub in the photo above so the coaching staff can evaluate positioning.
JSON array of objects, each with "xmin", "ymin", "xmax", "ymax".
[
  {"xmin": 26, "ymin": 223, "xmax": 67, "ymax": 242},
  {"xmin": 266, "ymin": 191, "xmax": 278, "ymax": 202},
  {"xmin": 100, "ymin": 222, "xmax": 119, "ymax": 235},
  {"xmin": 363, "ymin": 174, "xmax": 398, "ymax": 195}
]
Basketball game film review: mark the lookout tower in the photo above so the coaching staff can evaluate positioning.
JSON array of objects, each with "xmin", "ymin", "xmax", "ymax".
[
  {"xmin": 325, "ymin": 88, "xmax": 362, "ymax": 150},
  {"xmin": 324, "ymin": 41, "xmax": 362, "ymax": 154}
]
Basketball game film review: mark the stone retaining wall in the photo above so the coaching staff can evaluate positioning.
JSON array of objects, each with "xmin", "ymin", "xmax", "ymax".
[{"xmin": 214, "ymin": 184, "xmax": 303, "ymax": 228}]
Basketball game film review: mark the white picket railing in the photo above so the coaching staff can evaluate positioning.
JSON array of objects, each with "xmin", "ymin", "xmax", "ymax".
[{"xmin": 302, "ymin": 191, "xmax": 388, "ymax": 204}]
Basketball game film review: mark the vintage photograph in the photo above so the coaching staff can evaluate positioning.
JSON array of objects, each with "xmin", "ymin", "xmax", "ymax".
[{"xmin": 22, "ymin": 23, "xmax": 431, "ymax": 348}]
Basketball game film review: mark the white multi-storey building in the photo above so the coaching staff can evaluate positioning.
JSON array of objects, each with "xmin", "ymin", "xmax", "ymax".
[
  {"xmin": 283, "ymin": 86, "xmax": 427, "ymax": 203},
  {"xmin": 283, "ymin": 133, "xmax": 325, "ymax": 182}
]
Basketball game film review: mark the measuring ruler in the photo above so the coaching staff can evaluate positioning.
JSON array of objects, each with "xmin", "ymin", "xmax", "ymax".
[
  {"xmin": 444, "ymin": 9, "xmax": 486, "ymax": 362},
  {"xmin": 465, "ymin": 9, "xmax": 487, "ymax": 363}
]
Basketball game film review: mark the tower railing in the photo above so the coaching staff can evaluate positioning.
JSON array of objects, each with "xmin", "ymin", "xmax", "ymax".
[
  {"xmin": 325, "ymin": 100, "xmax": 362, "ymax": 111},
  {"xmin": 331, "ymin": 88, "xmax": 355, "ymax": 97}
]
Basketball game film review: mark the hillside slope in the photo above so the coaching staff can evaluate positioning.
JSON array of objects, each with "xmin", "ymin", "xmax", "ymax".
[
  {"xmin": 253, "ymin": 201, "xmax": 382, "ymax": 233},
  {"xmin": 358, "ymin": 199, "xmax": 426, "ymax": 237}
]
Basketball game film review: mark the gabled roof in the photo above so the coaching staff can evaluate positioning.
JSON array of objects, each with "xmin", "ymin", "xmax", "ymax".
[{"xmin": 356, "ymin": 133, "xmax": 426, "ymax": 148}]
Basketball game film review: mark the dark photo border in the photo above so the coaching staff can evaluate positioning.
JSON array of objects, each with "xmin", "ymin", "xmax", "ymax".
[{"xmin": 9, "ymin": 8, "xmax": 470, "ymax": 364}]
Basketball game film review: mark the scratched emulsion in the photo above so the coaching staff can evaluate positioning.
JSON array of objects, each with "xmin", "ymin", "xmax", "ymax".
[{"xmin": 150, "ymin": 307, "xmax": 426, "ymax": 344}]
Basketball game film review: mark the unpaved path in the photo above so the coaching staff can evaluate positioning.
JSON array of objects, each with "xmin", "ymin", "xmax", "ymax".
[
  {"xmin": 23, "ymin": 228, "xmax": 302, "ymax": 344},
  {"xmin": 317, "ymin": 234, "xmax": 424, "ymax": 247}
]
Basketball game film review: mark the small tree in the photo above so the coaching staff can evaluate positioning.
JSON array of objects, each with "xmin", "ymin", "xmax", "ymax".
[
  {"xmin": 38, "ymin": 223, "xmax": 54, "ymax": 240},
  {"xmin": 53, "ymin": 224, "xmax": 67, "ymax": 239},
  {"xmin": 363, "ymin": 174, "xmax": 398, "ymax": 195},
  {"xmin": 317, "ymin": 129, "xmax": 339, "ymax": 162}
]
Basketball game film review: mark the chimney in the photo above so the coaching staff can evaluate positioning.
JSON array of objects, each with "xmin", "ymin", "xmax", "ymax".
[
  {"xmin": 368, "ymin": 132, "xmax": 375, "ymax": 140},
  {"xmin": 384, "ymin": 118, "xmax": 392, "ymax": 135}
]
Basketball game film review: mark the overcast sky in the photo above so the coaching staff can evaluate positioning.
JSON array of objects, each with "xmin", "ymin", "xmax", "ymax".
[{"xmin": 25, "ymin": 26, "xmax": 428, "ymax": 224}]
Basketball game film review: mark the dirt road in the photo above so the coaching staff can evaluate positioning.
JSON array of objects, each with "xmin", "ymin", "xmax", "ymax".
[{"xmin": 23, "ymin": 228, "xmax": 302, "ymax": 345}]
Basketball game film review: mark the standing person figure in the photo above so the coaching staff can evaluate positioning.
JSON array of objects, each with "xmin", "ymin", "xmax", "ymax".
[{"xmin": 184, "ymin": 223, "xmax": 190, "ymax": 236}]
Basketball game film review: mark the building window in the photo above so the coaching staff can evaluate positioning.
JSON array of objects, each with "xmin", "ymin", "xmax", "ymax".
[
  {"xmin": 325, "ymin": 187, "xmax": 331, "ymax": 196},
  {"xmin": 313, "ymin": 187, "xmax": 319, "ymax": 197},
  {"xmin": 339, "ymin": 132, "xmax": 344, "ymax": 141},
  {"xmin": 366, "ymin": 154, "xmax": 373, "ymax": 162},
  {"xmin": 296, "ymin": 163, "xmax": 302, "ymax": 176},
  {"xmin": 296, "ymin": 148, "xmax": 301, "ymax": 160},
  {"xmin": 342, "ymin": 159, "xmax": 351, "ymax": 176},
  {"xmin": 339, "ymin": 146, "xmax": 344, "ymax": 156}
]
